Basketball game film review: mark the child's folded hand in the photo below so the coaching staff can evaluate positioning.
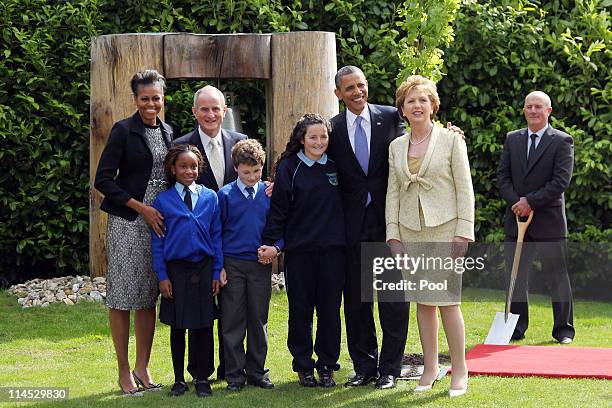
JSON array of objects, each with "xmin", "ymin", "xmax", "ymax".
[{"xmin": 159, "ymin": 280, "xmax": 173, "ymax": 299}]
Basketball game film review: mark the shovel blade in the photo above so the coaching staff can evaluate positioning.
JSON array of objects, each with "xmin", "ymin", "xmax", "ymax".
[{"xmin": 484, "ymin": 312, "xmax": 520, "ymax": 345}]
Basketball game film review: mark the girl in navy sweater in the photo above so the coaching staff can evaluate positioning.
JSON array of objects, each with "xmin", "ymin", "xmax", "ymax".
[
  {"xmin": 261, "ymin": 113, "xmax": 346, "ymax": 388},
  {"xmin": 151, "ymin": 144, "xmax": 222, "ymax": 398}
]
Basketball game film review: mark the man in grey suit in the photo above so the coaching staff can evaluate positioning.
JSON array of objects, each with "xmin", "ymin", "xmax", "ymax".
[
  {"xmin": 497, "ymin": 90, "xmax": 575, "ymax": 344},
  {"xmin": 174, "ymin": 85, "xmax": 247, "ymax": 383}
]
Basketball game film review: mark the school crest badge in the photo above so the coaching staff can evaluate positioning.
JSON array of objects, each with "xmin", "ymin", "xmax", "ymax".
[{"xmin": 326, "ymin": 172, "xmax": 338, "ymax": 186}]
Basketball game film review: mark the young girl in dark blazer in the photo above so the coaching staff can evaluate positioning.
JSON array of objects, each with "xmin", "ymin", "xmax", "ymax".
[
  {"xmin": 260, "ymin": 113, "xmax": 346, "ymax": 388},
  {"xmin": 151, "ymin": 144, "xmax": 222, "ymax": 398}
]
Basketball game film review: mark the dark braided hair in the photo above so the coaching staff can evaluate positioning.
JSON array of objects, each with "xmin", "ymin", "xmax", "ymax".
[
  {"xmin": 163, "ymin": 144, "xmax": 205, "ymax": 185},
  {"xmin": 271, "ymin": 113, "xmax": 331, "ymax": 179}
]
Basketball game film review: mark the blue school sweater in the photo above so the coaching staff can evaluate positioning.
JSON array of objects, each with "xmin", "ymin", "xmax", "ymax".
[
  {"xmin": 217, "ymin": 180, "xmax": 271, "ymax": 261},
  {"xmin": 262, "ymin": 152, "xmax": 346, "ymax": 252},
  {"xmin": 151, "ymin": 184, "xmax": 223, "ymax": 281}
]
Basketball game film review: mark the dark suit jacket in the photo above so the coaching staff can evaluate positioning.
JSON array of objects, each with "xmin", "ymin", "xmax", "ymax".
[
  {"xmin": 94, "ymin": 112, "xmax": 173, "ymax": 221},
  {"xmin": 328, "ymin": 103, "xmax": 404, "ymax": 245},
  {"xmin": 173, "ymin": 127, "xmax": 247, "ymax": 192},
  {"xmin": 497, "ymin": 125, "xmax": 574, "ymax": 239}
]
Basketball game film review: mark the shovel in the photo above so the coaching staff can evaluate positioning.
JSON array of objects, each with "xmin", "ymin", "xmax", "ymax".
[{"xmin": 484, "ymin": 211, "xmax": 533, "ymax": 345}]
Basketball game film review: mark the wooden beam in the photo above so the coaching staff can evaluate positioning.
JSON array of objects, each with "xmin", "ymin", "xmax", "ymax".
[
  {"xmin": 164, "ymin": 34, "xmax": 271, "ymax": 80},
  {"xmin": 89, "ymin": 34, "xmax": 164, "ymax": 277},
  {"xmin": 267, "ymin": 32, "xmax": 338, "ymax": 174}
]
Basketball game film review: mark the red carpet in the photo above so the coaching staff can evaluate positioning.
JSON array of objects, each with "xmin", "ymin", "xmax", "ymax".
[{"xmin": 465, "ymin": 344, "xmax": 612, "ymax": 379}]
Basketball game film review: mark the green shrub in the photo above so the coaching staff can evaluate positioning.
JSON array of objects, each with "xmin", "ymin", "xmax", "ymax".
[
  {"xmin": 1, "ymin": 0, "xmax": 609, "ymax": 299},
  {"xmin": 0, "ymin": 0, "xmax": 100, "ymax": 283}
]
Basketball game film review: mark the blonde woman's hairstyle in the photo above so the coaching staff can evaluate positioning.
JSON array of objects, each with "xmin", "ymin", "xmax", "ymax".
[{"xmin": 395, "ymin": 75, "xmax": 440, "ymax": 120}]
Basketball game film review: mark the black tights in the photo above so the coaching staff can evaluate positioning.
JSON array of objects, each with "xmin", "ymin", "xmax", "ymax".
[{"xmin": 170, "ymin": 327, "xmax": 212, "ymax": 383}]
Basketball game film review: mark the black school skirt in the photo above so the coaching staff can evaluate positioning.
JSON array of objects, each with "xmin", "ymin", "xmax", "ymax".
[{"xmin": 159, "ymin": 257, "xmax": 214, "ymax": 330}]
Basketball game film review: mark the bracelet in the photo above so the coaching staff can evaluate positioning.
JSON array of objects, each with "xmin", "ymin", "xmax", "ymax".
[{"xmin": 273, "ymin": 245, "xmax": 282, "ymax": 257}]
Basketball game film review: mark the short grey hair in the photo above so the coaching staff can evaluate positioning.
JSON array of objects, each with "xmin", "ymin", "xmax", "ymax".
[
  {"xmin": 193, "ymin": 85, "xmax": 226, "ymax": 108},
  {"xmin": 334, "ymin": 65, "xmax": 365, "ymax": 89},
  {"xmin": 524, "ymin": 91, "xmax": 552, "ymax": 108}
]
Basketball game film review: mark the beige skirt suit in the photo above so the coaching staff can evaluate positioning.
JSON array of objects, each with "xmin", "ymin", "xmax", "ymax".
[{"xmin": 385, "ymin": 124, "xmax": 475, "ymax": 305}]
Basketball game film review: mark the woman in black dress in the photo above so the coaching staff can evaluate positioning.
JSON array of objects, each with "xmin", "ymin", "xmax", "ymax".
[{"xmin": 94, "ymin": 70, "xmax": 172, "ymax": 395}]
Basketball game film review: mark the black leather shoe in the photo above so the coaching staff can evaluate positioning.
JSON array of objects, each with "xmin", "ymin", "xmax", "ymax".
[
  {"xmin": 317, "ymin": 369, "xmax": 336, "ymax": 388},
  {"xmin": 375, "ymin": 374, "xmax": 397, "ymax": 390},
  {"xmin": 169, "ymin": 381, "xmax": 188, "ymax": 396},
  {"xmin": 511, "ymin": 331, "xmax": 525, "ymax": 341},
  {"xmin": 345, "ymin": 373, "xmax": 377, "ymax": 387},
  {"xmin": 194, "ymin": 380, "xmax": 212, "ymax": 397},
  {"xmin": 226, "ymin": 382, "xmax": 244, "ymax": 391},
  {"xmin": 298, "ymin": 371, "xmax": 318, "ymax": 387},
  {"xmin": 558, "ymin": 336, "xmax": 573, "ymax": 344},
  {"xmin": 247, "ymin": 376, "xmax": 274, "ymax": 389}
]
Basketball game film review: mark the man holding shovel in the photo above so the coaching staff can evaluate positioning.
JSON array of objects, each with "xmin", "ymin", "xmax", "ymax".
[{"xmin": 497, "ymin": 91, "xmax": 575, "ymax": 344}]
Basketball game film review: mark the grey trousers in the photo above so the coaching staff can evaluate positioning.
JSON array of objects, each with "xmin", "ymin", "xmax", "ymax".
[{"xmin": 220, "ymin": 257, "xmax": 272, "ymax": 383}]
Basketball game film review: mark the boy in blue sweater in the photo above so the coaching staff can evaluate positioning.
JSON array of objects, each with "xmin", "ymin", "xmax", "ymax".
[{"xmin": 217, "ymin": 139, "xmax": 278, "ymax": 391}]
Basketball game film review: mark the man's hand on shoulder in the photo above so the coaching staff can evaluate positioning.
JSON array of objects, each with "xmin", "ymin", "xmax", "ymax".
[
  {"xmin": 264, "ymin": 180, "xmax": 274, "ymax": 197},
  {"xmin": 446, "ymin": 122, "xmax": 465, "ymax": 139}
]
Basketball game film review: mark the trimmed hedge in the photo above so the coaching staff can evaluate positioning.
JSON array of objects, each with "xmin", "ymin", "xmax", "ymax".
[{"xmin": 1, "ymin": 0, "xmax": 610, "ymax": 297}]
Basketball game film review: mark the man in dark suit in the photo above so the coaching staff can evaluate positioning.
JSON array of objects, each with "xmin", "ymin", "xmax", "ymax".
[
  {"xmin": 174, "ymin": 85, "xmax": 247, "ymax": 191},
  {"xmin": 174, "ymin": 85, "xmax": 247, "ymax": 383},
  {"xmin": 497, "ymin": 90, "xmax": 575, "ymax": 344},
  {"xmin": 327, "ymin": 66, "xmax": 409, "ymax": 390}
]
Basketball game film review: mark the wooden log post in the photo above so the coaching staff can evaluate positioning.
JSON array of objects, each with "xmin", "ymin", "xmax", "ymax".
[
  {"xmin": 90, "ymin": 32, "xmax": 337, "ymax": 277},
  {"xmin": 266, "ymin": 32, "xmax": 338, "ymax": 174},
  {"xmin": 163, "ymin": 33, "xmax": 271, "ymax": 80},
  {"xmin": 89, "ymin": 34, "xmax": 164, "ymax": 277}
]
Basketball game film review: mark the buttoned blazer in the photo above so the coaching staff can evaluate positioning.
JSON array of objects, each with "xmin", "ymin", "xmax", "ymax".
[
  {"xmin": 328, "ymin": 103, "xmax": 404, "ymax": 245},
  {"xmin": 385, "ymin": 124, "xmax": 475, "ymax": 241},
  {"xmin": 94, "ymin": 111, "xmax": 173, "ymax": 221},
  {"xmin": 173, "ymin": 127, "xmax": 247, "ymax": 192},
  {"xmin": 497, "ymin": 125, "xmax": 573, "ymax": 238}
]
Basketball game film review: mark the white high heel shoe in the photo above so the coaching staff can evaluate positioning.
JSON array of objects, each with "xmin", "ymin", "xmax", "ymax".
[
  {"xmin": 449, "ymin": 385, "xmax": 467, "ymax": 397},
  {"xmin": 449, "ymin": 375, "xmax": 468, "ymax": 397},
  {"xmin": 414, "ymin": 371, "xmax": 440, "ymax": 392}
]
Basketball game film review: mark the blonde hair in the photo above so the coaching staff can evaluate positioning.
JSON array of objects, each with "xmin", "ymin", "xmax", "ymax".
[{"xmin": 395, "ymin": 75, "xmax": 440, "ymax": 120}]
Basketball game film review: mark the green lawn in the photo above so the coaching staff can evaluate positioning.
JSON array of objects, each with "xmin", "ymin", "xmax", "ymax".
[{"xmin": 0, "ymin": 288, "xmax": 610, "ymax": 407}]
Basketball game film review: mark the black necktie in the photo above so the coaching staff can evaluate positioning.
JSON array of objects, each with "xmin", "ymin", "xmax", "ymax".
[
  {"xmin": 183, "ymin": 185, "xmax": 193, "ymax": 211},
  {"xmin": 527, "ymin": 134, "xmax": 537, "ymax": 164},
  {"xmin": 245, "ymin": 186, "xmax": 255, "ymax": 200}
]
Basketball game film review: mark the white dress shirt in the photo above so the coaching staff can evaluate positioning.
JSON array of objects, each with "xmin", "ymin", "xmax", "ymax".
[{"xmin": 527, "ymin": 123, "xmax": 548, "ymax": 156}]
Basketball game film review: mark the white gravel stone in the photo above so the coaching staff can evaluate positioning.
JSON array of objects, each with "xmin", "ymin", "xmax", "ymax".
[{"xmin": 8, "ymin": 275, "xmax": 108, "ymax": 309}]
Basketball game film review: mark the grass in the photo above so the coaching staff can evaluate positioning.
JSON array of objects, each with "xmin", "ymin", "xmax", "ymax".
[{"xmin": 0, "ymin": 287, "xmax": 610, "ymax": 407}]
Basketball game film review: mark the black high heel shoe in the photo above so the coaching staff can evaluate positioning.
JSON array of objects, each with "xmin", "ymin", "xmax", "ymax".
[
  {"xmin": 132, "ymin": 370, "xmax": 163, "ymax": 391},
  {"xmin": 118, "ymin": 380, "xmax": 143, "ymax": 397}
]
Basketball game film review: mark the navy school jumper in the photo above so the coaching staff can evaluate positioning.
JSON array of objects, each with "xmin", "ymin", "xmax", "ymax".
[{"xmin": 262, "ymin": 151, "xmax": 346, "ymax": 373}]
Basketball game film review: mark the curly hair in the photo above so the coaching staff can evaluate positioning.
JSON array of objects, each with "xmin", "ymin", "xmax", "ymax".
[
  {"xmin": 163, "ymin": 144, "xmax": 204, "ymax": 185},
  {"xmin": 271, "ymin": 113, "xmax": 331, "ymax": 179},
  {"xmin": 130, "ymin": 69, "xmax": 166, "ymax": 96},
  {"xmin": 231, "ymin": 139, "xmax": 266, "ymax": 167},
  {"xmin": 395, "ymin": 75, "xmax": 440, "ymax": 121}
]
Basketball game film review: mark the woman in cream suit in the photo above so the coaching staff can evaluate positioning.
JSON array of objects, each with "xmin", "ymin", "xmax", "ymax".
[{"xmin": 385, "ymin": 75, "xmax": 474, "ymax": 397}]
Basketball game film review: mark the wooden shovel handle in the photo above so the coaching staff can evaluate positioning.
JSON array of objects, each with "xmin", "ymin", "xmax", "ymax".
[
  {"xmin": 515, "ymin": 211, "xmax": 533, "ymax": 243},
  {"xmin": 505, "ymin": 211, "xmax": 534, "ymax": 320}
]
